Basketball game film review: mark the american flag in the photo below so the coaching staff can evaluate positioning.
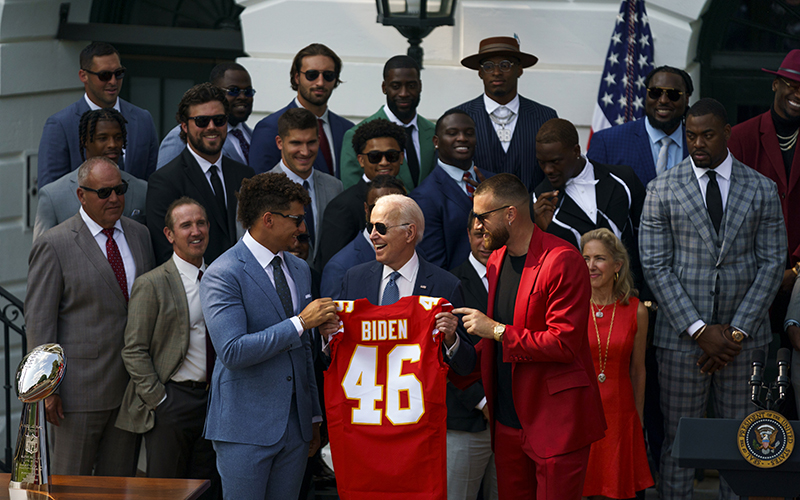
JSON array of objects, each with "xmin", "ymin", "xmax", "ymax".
[{"xmin": 589, "ymin": 0, "xmax": 654, "ymax": 140}]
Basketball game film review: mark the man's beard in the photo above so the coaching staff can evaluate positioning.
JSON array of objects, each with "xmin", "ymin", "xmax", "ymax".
[
  {"xmin": 386, "ymin": 95, "xmax": 420, "ymax": 123},
  {"xmin": 484, "ymin": 224, "xmax": 510, "ymax": 251},
  {"xmin": 299, "ymin": 85, "xmax": 330, "ymax": 107},
  {"xmin": 188, "ymin": 132, "xmax": 223, "ymax": 157},
  {"xmin": 647, "ymin": 112, "xmax": 683, "ymax": 133}
]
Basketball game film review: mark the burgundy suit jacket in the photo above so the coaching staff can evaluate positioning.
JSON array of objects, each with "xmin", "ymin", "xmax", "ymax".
[
  {"xmin": 455, "ymin": 226, "xmax": 606, "ymax": 458},
  {"xmin": 729, "ymin": 111, "xmax": 800, "ymax": 263}
]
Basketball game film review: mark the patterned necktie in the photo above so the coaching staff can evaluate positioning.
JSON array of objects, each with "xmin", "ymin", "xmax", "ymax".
[
  {"xmin": 303, "ymin": 180, "xmax": 315, "ymax": 244},
  {"xmin": 404, "ymin": 125, "xmax": 420, "ymax": 187},
  {"xmin": 656, "ymin": 136, "xmax": 672, "ymax": 175},
  {"xmin": 317, "ymin": 119, "xmax": 335, "ymax": 176},
  {"xmin": 706, "ymin": 170, "xmax": 723, "ymax": 234},
  {"xmin": 198, "ymin": 269, "xmax": 215, "ymax": 383},
  {"xmin": 228, "ymin": 128, "xmax": 250, "ymax": 164},
  {"xmin": 101, "ymin": 228, "xmax": 128, "ymax": 302},
  {"xmin": 271, "ymin": 256, "xmax": 294, "ymax": 317},
  {"xmin": 381, "ymin": 271, "xmax": 401, "ymax": 305},
  {"xmin": 463, "ymin": 171, "xmax": 475, "ymax": 198}
]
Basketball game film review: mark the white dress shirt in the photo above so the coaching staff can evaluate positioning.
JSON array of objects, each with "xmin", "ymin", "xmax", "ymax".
[
  {"xmin": 187, "ymin": 146, "xmax": 227, "ymax": 208},
  {"xmin": 170, "ymin": 253, "xmax": 208, "ymax": 383},
  {"xmin": 437, "ymin": 159, "xmax": 477, "ymax": 197},
  {"xmin": 295, "ymin": 97, "xmax": 336, "ymax": 175},
  {"xmin": 469, "ymin": 253, "xmax": 489, "ymax": 293},
  {"xmin": 563, "ymin": 159, "xmax": 599, "ymax": 224},
  {"xmin": 691, "ymin": 150, "xmax": 733, "ymax": 212},
  {"xmin": 383, "ymin": 104, "xmax": 421, "ymax": 165},
  {"xmin": 79, "ymin": 207, "xmax": 135, "ymax": 297},
  {"xmin": 379, "ymin": 252, "xmax": 420, "ymax": 305},
  {"xmin": 483, "ymin": 93, "xmax": 520, "ymax": 153}
]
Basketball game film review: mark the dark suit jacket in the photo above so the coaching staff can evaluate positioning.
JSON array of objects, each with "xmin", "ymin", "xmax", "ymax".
[
  {"xmin": 317, "ymin": 178, "xmax": 370, "ymax": 269},
  {"xmin": 37, "ymin": 97, "xmax": 159, "ymax": 188},
  {"xmin": 729, "ymin": 110, "xmax": 800, "ymax": 264},
  {"xmin": 587, "ymin": 118, "xmax": 689, "ymax": 187},
  {"xmin": 146, "ymin": 148, "xmax": 254, "ymax": 265},
  {"xmin": 249, "ymin": 100, "xmax": 355, "ymax": 176},
  {"xmin": 340, "ymin": 256, "xmax": 476, "ymax": 376},
  {"xmin": 456, "ymin": 94, "xmax": 557, "ymax": 191},
  {"xmin": 448, "ymin": 258, "xmax": 489, "ymax": 433},
  {"xmin": 534, "ymin": 161, "xmax": 646, "ymax": 293},
  {"xmin": 320, "ymin": 232, "xmax": 374, "ymax": 300},
  {"xmin": 411, "ymin": 165, "xmax": 492, "ymax": 270}
]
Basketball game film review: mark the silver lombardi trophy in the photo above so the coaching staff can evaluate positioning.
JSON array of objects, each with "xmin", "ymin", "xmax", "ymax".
[{"xmin": 9, "ymin": 344, "xmax": 66, "ymax": 492}]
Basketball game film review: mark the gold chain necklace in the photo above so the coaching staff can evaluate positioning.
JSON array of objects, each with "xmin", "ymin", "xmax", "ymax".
[
  {"xmin": 778, "ymin": 129, "xmax": 799, "ymax": 152},
  {"xmin": 590, "ymin": 301, "xmax": 617, "ymax": 383}
]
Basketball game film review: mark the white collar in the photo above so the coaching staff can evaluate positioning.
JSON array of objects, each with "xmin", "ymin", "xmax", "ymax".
[
  {"xmin": 383, "ymin": 104, "xmax": 419, "ymax": 130},
  {"xmin": 437, "ymin": 159, "xmax": 475, "ymax": 184},
  {"xmin": 187, "ymin": 143, "xmax": 222, "ymax": 173},
  {"xmin": 468, "ymin": 253, "xmax": 487, "ymax": 279},
  {"xmin": 172, "ymin": 252, "xmax": 205, "ymax": 281},
  {"xmin": 566, "ymin": 159, "xmax": 598, "ymax": 187},
  {"xmin": 79, "ymin": 206, "xmax": 123, "ymax": 237},
  {"xmin": 242, "ymin": 230, "xmax": 285, "ymax": 270},
  {"xmin": 382, "ymin": 251, "xmax": 419, "ymax": 283},
  {"xmin": 280, "ymin": 161, "xmax": 313, "ymax": 188},
  {"xmin": 295, "ymin": 97, "xmax": 329, "ymax": 123},
  {"xmin": 84, "ymin": 94, "xmax": 120, "ymax": 113},
  {"xmin": 644, "ymin": 118, "xmax": 684, "ymax": 148},
  {"xmin": 691, "ymin": 150, "xmax": 733, "ymax": 182},
  {"xmin": 483, "ymin": 93, "xmax": 520, "ymax": 115}
]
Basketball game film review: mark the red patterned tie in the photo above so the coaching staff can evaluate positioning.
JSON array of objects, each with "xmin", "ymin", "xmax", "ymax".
[
  {"xmin": 317, "ymin": 118, "xmax": 335, "ymax": 176},
  {"xmin": 463, "ymin": 171, "xmax": 476, "ymax": 198},
  {"xmin": 101, "ymin": 228, "xmax": 128, "ymax": 302},
  {"xmin": 198, "ymin": 270, "xmax": 216, "ymax": 383}
]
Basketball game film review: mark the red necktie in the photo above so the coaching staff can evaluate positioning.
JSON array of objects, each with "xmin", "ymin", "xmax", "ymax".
[
  {"xmin": 101, "ymin": 228, "xmax": 128, "ymax": 302},
  {"xmin": 463, "ymin": 171, "xmax": 476, "ymax": 198},
  {"xmin": 198, "ymin": 269, "xmax": 216, "ymax": 384},
  {"xmin": 317, "ymin": 118, "xmax": 334, "ymax": 176}
]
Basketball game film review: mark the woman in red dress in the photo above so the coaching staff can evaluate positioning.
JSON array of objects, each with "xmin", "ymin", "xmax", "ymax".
[{"xmin": 580, "ymin": 228, "xmax": 653, "ymax": 500}]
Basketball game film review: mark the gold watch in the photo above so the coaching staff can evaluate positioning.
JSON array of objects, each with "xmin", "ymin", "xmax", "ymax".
[
  {"xmin": 731, "ymin": 329, "xmax": 745, "ymax": 343},
  {"xmin": 493, "ymin": 324, "xmax": 506, "ymax": 342}
]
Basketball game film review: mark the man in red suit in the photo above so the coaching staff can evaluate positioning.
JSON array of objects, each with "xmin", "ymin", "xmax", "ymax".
[
  {"xmin": 454, "ymin": 173, "xmax": 605, "ymax": 500},
  {"xmin": 729, "ymin": 50, "xmax": 800, "ymax": 351}
]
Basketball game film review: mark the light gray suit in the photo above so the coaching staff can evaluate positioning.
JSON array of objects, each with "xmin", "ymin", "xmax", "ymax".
[
  {"xmin": 268, "ymin": 163, "xmax": 343, "ymax": 268},
  {"xmin": 33, "ymin": 169, "xmax": 148, "ymax": 242},
  {"xmin": 25, "ymin": 213, "xmax": 155, "ymax": 476},
  {"xmin": 157, "ymin": 123, "xmax": 252, "ymax": 169},
  {"xmin": 640, "ymin": 155, "xmax": 786, "ymax": 500}
]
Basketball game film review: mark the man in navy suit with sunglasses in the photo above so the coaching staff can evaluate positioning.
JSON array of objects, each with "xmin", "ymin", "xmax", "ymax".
[{"xmin": 249, "ymin": 43, "xmax": 355, "ymax": 178}]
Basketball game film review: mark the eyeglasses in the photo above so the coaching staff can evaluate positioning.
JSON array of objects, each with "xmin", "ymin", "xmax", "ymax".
[
  {"xmin": 479, "ymin": 60, "xmax": 515, "ymax": 73},
  {"xmin": 224, "ymin": 86, "xmax": 257, "ymax": 98},
  {"xmin": 186, "ymin": 114, "xmax": 228, "ymax": 128},
  {"xmin": 79, "ymin": 180, "xmax": 129, "ymax": 199},
  {"xmin": 366, "ymin": 222, "xmax": 411, "ymax": 235},
  {"xmin": 272, "ymin": 212, "xmax": 305, "ymax": 227},
  {"xmin": 299, "ymin": 70, "xmax": 338, "ymax": 82},
  {"xmin": 360, "ymin": 149, "xmax": 402, "ymax": 164},
  {"xmin": 646, "ymin": 87, "xmax": 685, "ymax": 102},
  {"xmin": 82, "ymin": 67, "xmax": 126, "ymax": 82},
  {"xmin": 471, "ymin": 205, "xmax": 511, "ymax": 224},
  {"xmin": 780, "ymin": 77, "xmax": 800, "ymax": 92}
]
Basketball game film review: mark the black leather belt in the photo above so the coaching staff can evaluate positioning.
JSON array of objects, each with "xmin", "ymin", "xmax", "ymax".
[{"xmin": 171, "ymin": 380, "xmax": 208, "ymax": 390}]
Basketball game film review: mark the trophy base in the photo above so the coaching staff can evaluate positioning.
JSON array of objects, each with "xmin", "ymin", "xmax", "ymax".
[{"xmin": 9, "ymin": 481, "xmax": 49, "ymax": 491}]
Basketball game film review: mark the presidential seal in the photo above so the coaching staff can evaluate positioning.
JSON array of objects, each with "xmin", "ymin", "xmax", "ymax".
[{"xmin": 737, "ymin": 410, "xmax": 794, "ymax": 468}]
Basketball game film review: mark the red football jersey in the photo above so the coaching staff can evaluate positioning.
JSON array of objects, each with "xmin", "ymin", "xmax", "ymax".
[{"xmin": 325, "ymin": 296, "xmax": 451, "ymax": 500}]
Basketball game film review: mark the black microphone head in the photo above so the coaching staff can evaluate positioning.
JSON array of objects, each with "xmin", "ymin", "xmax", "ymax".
[
  {"xmin": 753, "ymin": 349, "xmax": 766, "ymax": 367},
  {"xmin": 777, "ymin": 348, "xmax": 791, "ymax": 366}
]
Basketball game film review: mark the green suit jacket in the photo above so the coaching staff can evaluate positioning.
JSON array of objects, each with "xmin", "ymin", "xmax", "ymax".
[{"xmin": 339, "ymin": 106, "xmax": 436, "ymax": 190}]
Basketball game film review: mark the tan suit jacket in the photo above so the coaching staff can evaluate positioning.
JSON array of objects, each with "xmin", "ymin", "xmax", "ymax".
[{"xmin": 116, "ymin": 257, "xmax": 194, "ymax": 433}]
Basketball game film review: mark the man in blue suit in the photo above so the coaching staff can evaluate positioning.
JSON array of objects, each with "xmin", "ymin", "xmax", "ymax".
[
  {"xmin": 38, "ymin": 42, "xmax": 158, "ymax": 188},
  {"xmin": 588, "ymin": 66, "xmax": 694, "ymax": 187},
  {"xmin": 249, "ymin": 44, "xmax": 354, "ymax": 177},
  {"xmin": 412, "ymin": 110, "xmax": 491, "ymax": 270},
  {"xmin": 157, "ymin": 63, "xmax": 256, "ymax": 168},
  {"xmin": 199, "ymin": 173, "xmax": 340, "ymax": 499}
]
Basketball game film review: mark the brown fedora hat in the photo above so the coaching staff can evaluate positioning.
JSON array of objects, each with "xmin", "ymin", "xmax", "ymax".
[
  {"xmin": 762, "ymin": 49, "xmax": 800, "ymax": 82},
  {"xmin": 461, "ymin": 36, "xmax": 539, "ymax": 70}
]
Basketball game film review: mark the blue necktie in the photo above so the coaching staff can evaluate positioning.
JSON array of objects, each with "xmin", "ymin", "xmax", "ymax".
[
  {"xmin": 271, "ymin": 256, "xmax": 293, "ymax": 317},
  {"xmin": 381, "ymin": 271, "xmax": 401, "ymax": 305}
]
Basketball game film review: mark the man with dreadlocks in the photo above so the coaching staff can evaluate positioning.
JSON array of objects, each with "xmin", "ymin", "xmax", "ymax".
[{"xmin": 34, "ymin": 108, "xmax": 148, "ymax": 241}]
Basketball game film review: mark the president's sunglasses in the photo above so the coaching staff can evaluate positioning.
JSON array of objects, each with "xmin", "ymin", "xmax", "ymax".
[
  {"xmin": 366, "ymin": 222, "xmax": 410, "ymax": 235},
  {"xmin": 82, "ymin": 67, "xmax": 126, "ymax": 82},
  {"xmin": 646, "ymin": 87, "xmax": 685, "ymax": 102},
  {"xmin": 80, "ymin": 180, "xmax": 129, "ymax": 199}
]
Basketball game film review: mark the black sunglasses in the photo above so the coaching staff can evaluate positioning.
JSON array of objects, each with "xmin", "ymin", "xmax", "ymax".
[
  {"xmin": 471, "ymin": 205, "xmax": 510, "ymax": 224},
  {"xmin": 299, "ymin": 70, "xmax": 338, "ymax": 82},
  {"xmin": 367, "ymin": 222, "xmax": 410, "ymax": 235},
  {"xmin": 82, "ymin": 67, "xmax": 126, "ymax": 82},
  {"xmin": 361, "ymin": 149, "xmax": 402, "ymax": 164},
  {"xmin": 273, "ymin": 212, "xmax": 305, "ymax": 227},
  {"xmin": 224, "ymin": 86, "xmax": 257, "ymax": 98},
  {"xmin": 187, "ymin": 114, "xmax": 228, "ymax": 128},
  {"xmin": 646, "ymin": 87, "xmax": 685, "ymax": 102},
  {"xmin": 80, "ymin": 180, "xmax": 129, "ymax": 199}
]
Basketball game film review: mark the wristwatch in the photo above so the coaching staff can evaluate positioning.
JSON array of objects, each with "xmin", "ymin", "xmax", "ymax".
[
  {"xmin": 731, "ymin": 329, "xmax": 745, "ymax": 343},
  {"xmin": 493, "ymin": 324, "xmax": 506, "ymax": 342}
]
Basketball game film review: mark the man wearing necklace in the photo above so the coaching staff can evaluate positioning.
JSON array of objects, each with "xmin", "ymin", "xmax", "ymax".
[
  {"xmin": 640, "ymin": 98, "xmax": 786, "ymax": 500},
  {"xmin": 729, "ymin": 50, "xmax": 800, "ymax": 357}
]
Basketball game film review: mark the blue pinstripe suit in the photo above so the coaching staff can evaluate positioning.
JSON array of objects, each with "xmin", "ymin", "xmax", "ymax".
[{"xmin": 456, "ymin": 95, "xmax": 556, "ymax": 191}]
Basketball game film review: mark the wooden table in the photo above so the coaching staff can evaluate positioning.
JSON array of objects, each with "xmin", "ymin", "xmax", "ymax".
[{"xmin": 0, "ymin": 473, "xmax": 209, "ymax": 499}]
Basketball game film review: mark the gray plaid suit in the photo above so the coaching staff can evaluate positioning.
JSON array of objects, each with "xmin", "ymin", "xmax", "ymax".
[{"xmin": 640, "ymin": 155, "xmax": 786, "ymax": 500}]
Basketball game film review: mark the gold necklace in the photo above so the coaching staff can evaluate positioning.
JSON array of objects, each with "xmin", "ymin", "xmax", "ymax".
[{"xmin": 590, "ymin": 301, "xmax": 617, "ymax": 383}]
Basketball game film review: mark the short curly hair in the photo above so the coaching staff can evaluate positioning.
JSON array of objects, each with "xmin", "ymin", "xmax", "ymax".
[
  {"xmin": 351, "ymin": 118, "xmax": 406, "ymax": 155},
  {"xmin": 176, "ymin": 83, "xmax": 230, "ymax": 142},
  {"xmin": 79, "ymin": 108, "xmax": 128, "ymax": 161},
  {"xmin": 237, "ymin": 173, "xmax": 311, "ymax": 230}
]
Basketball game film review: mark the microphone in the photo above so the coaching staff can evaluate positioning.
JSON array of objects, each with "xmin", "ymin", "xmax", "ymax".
[
  {"xmin": 750, "ymin": 349, "xmax": 766, "ymax": 408},
  {"xmin": 776, "ymin": 348, "xmax": 791, "ymax": 404}
]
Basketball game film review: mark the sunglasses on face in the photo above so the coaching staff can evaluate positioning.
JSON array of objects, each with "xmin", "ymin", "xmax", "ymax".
[
  {"xmin": 780, "ymin": 77, "xmax": 800, "ymax": 92},
  {"xmin": 273, "ymin": 212, "xmax": 305, "ymax": 227},
  {"xmin": 646, "ymin": 87, "xmax": 685, "ymax": 102},
  {"xmin": 187, "ymin": 114, "xmax": 228, "ymax": 128},
  {"xmin": 367, "ymin": 222, "xmax": 411, "ymax": 235},
  {"xmin": 224, "ymin": 86, "xmax": 257, "ymax": 98},
  {"xmin": 471, "ymin": 205, "xmax": 510, "ymax": 224},
  {"xmin": 299, "ymin": 70, "xmax": 338, "ymax": 82},
  {"xmin": 479, "ymin": 60, "xmax": 515, "ymax": 73},
  {"xmin": 361, "ymin": 149, "xmax": 402, "ymax": 164},
  {"xmin": 80, "ymin": 180, "xmax": 129, "ymax": 199},
  {"xmin": 82, "ymin": 67, "xmax": 126, "ymax": 82}
]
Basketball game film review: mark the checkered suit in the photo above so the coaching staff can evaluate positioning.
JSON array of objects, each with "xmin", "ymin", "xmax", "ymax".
[{"xmin": 639, "ymin": 155, "xmax": 786, "ymax": 499}]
